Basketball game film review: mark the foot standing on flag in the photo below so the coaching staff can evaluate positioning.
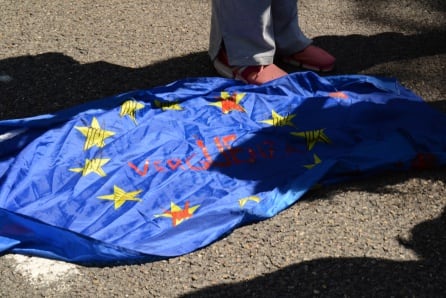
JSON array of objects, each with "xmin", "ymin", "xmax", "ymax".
[{"xmin": 209, "ymin": 0, "xmax": 336, "ymax": 85}]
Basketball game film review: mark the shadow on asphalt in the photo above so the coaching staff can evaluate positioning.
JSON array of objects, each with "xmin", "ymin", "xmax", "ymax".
[
  {"xmin": 1, "ymin": 29, "xmax": 445, "ymax": 119},
  {"xmin": 310, "ymin": 30, "xmax": 446, "ymax": 74},
  {"xmin": 0, "ymin": 51, "xmax": 214, "ymax": 119},
  {"xmin": 182, "ymin": 205, "xmax": 446, "ymax": 297}
]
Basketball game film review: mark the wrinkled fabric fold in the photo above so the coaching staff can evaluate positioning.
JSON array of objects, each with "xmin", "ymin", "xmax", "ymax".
[{"xmin": 1, "ymin": 72, "xmax": 446, "ymax": 264}]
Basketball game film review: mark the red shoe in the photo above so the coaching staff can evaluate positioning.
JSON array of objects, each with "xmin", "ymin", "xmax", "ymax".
[
  {"xmin": 282, "ymin": 45, "xmax": 335, "ymax": 72},
  {"xmin": 213, "ymin": 49, "xmax": 287, "ymax": 85}
]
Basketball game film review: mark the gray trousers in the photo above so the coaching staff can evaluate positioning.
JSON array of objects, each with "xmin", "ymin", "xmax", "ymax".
[{"xmin": 209, "ymin": 0, "xmax": 312, "ymax": 66}]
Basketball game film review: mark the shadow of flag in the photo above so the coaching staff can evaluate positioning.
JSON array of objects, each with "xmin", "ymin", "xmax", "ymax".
[{"xmin": 1, "ymin": 72, "xmax": 446, "ymax": 264}]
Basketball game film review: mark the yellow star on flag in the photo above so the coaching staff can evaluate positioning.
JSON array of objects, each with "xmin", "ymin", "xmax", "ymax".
[
  {"xmin": 70, "ymin": 158, "xmax": 110, "ymax": 177},
  {"xmin": 154, "ymin": 100, "xmax": 183, "ymax": 111},
  {"xmin": 210, "ymin": 91, "xmax": 246, "ymax": 114},
  {"xmin": 239, "ymin": 196, "xmax": 261, "ymax": 208},
  {"xmin": 291, "ymin": 129, "xmax": 330, "ymax": 151},
  {"xmin": 260, "ymin": 110, "xmax": 296, "ymax": 127},
  {"xmin": 155, "ymin": 201, "xmax": 200, "ymax": 226},
  {"xmin": 304, "ymin": 154, "xmax": 322, "ymax": 169},
  {"xmin": 98, "ymin": 185, "xmax": 142, "ymax": 209},
  {"xmin": 120, "ymin": 100, "xmax": 145, "ymax": 123},
  {"xmin": 75, "ymin": 117, "xmax": 115, "ymax": 150}
]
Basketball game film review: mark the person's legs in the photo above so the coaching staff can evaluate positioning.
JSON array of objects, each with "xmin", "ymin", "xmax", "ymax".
[
  {"xmin": 209, "ymin": 0, "xmax": 287, "ymax": 84},
  {"xmin": 209, "ymin": 0, "xmax": 275, "ymax": 66},
  {"xmin": 271, "ymin": 0, "xmax": 312, "ymax": 56},
  {"xmin": 271, "ymin": 0, "xmax": 335, "ymax": 71}
]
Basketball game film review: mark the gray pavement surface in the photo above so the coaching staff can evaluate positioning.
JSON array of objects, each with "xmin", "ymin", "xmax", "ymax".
[{"xmin": 1, "ymin": 0, "xmax": 445, "ymax": 297}]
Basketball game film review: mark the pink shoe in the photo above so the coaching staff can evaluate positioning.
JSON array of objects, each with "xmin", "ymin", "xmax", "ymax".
[
  {"xmin": 282, "ymin": 45, "xmax": 335, "ymax": 72},
  {"xmin": 213, "ymin": 49, "xmax": 287, "ymax": 85}
]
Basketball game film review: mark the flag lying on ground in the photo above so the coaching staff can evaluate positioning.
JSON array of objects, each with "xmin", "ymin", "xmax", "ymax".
[{"xmin": 1, "ymin": 72, "xmax": 446, "ymax": 264}]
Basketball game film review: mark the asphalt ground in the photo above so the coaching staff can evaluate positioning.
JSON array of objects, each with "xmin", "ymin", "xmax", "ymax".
[{"xmin": 0, "ymin": 0, "xmax": 445, "ymax": 297}]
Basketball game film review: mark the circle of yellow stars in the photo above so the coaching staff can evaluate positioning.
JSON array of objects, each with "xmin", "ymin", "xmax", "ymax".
[{"xmin": 69, "ymin": 90, "xmax": 333, "ymax": 226}]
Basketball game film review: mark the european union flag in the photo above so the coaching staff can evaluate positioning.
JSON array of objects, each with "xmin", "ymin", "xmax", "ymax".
[{"xmin": 1, "ymin": 72, "xmax": 446, "ymax": 264}]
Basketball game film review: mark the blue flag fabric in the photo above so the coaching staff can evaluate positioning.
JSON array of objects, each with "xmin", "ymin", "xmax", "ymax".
[{"xmin": 1, "ymin": 72, "xmax": 446, "ymax": 264}]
